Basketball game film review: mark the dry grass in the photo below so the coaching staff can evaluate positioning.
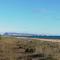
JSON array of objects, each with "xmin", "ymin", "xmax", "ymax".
[{"xmin": 0, "ymin": 36, "xmax": 60, "ymax": 60}]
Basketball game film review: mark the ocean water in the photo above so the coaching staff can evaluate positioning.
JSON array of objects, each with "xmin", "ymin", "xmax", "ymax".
[{"xmin": 32, "ymin": 36, "xmax": 60, "ymax": 39}]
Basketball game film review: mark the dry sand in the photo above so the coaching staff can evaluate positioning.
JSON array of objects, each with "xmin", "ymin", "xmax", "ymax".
[{"xmin": 32, "ymin": 38, "xmax": 60, "ymax": 43}]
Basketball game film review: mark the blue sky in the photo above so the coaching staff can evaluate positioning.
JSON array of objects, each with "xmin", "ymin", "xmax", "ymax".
[{"xmin": 0, "ymin": 0, "xmax": 60, "ymax": 35}]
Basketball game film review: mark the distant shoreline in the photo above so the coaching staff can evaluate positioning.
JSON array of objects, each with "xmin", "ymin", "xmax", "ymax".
[
  {"xmin": 16, "ymin": 37, "xmax": 60, "ymax": 43},
  {"xmin": 16, "ymin": 36, "xmax": 60, "ymax": 39},
  {"xmin": 32, "ymin": 38, "xmax": 60, "ymax": 43}
]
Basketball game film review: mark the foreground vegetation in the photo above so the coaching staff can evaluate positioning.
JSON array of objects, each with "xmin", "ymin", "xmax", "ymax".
[{"xmin": 0, "ymin": 36, "xmax": 60, "ymax": 60}]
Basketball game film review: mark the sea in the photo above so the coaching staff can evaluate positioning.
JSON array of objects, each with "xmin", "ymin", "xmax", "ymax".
[{"xmin": 32, "ymin": 36, "xmax": 60, "ymax": 39}]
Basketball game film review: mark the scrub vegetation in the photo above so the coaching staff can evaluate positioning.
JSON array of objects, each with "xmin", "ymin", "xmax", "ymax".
[{"xmin": 0, "ymin": 36, "xmax": 60, "ymax": 60}]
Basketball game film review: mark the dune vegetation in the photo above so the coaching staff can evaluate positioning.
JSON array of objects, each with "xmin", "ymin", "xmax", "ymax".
[{"xmin": 0, "ymin": 36, "xmax": 60, "ymax": 60}]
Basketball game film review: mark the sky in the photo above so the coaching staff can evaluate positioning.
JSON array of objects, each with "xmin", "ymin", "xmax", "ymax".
[{"xmin": 0, "ymin": 0, "xmax": 60, "ymax": 35}]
